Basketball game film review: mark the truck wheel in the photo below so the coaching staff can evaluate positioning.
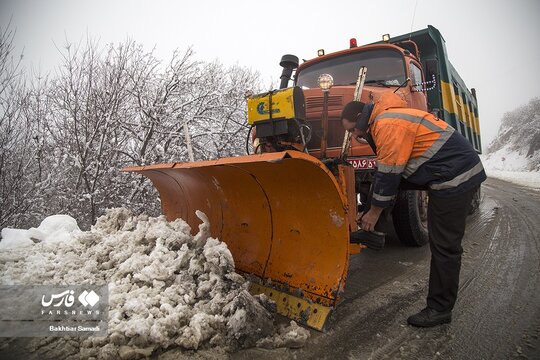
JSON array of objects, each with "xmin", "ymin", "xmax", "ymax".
[
  {"xmin": 392, "ymin": 190, "xmax": 429, "ymax": 247},
  {"xmin": 468, "ymin": 186, "xmax": 481, "ymax": 214}
]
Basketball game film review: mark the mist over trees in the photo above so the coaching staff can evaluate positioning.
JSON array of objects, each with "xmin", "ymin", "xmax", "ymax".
[{"xmin": 0, "ymin": 25, "xmax": 262, "ymax": 230}]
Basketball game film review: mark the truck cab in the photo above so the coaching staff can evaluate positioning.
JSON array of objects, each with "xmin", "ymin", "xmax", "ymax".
[
  {"xmin": 278, "ymin": 26, "xmax": 480, "ymax": 246},
  {"xmin": 295, "ymin": 43, "xmax": 429, "ymax": 161},
  {"xmin": 249, "ymin": 26, "xmax": 481, "ymax": 247}
]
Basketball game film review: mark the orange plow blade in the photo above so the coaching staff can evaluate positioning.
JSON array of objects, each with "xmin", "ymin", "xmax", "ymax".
[{"xmin": 123, "ymin": 151, "xmax": 356, "ymax": 330}]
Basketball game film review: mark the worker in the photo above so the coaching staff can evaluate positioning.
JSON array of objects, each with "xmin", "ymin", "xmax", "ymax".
[{"xmin": 341, "ymin": 91, "xmax": 486, "ymax": 327}]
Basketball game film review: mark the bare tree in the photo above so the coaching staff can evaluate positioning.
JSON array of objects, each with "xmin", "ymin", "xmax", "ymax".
[
  {"xmin": 1, "ymin": 31, "xmax": 263, "ymax": 229},
  {"xmin": 0, "ymin": 22, "xmax": 37, "ymax": 228},
  {"xmin": 121, "ymin": 48, "xmax": 262, "ymax": 213},
  {"xmin": 45, "ymin": 38, "xmax": 136, "ymax": 227},
  {"xmin": 189, "ymin": 62, "xmax": 262, "ymax": 159}
]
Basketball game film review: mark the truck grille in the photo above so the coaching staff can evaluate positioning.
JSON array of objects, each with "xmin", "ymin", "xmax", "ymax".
[
  {"xmin": 306, "ymin": 117, "xmax": 346, "ymax": 150},
  {"xmin": 305, "ymin": 96, "xmax": 343, "ymax": 111}
]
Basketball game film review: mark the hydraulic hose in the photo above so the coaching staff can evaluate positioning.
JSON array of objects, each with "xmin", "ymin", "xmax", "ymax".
[{"xmin": 245, "ymin": 125, "xmax": 254, "ymax": 155}]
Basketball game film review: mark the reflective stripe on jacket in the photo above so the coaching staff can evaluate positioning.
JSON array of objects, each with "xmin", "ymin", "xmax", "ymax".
[{"xmin": 368, "ymin": 92, "xmax": 486, "ymax": 208}]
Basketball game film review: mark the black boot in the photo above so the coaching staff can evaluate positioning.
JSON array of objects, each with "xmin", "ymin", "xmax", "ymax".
[{"xmin": 407, "ymin": 307, "xmax": 452, "ymax": 327}]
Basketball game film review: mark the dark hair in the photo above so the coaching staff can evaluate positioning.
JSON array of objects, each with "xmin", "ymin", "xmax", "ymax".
[
  {"xmin": 341, "ymin": 101, "xmax": 365, "ymax": 123},
  {"xmin": 341, "ymin": 101, "xmax": 374, "ymax": 131}
]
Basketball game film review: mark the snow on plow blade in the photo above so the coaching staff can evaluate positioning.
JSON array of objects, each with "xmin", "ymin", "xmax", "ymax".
[{"xmin": 123, "ymin": 151, "xmax": 354, "ymax": 330}]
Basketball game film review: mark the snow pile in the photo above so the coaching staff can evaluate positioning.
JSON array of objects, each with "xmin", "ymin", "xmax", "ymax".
[
  {"xmin": 0, "ymin": 208, "xmax": 310, "ymax": 358},
  {"xmin": 0, "ymin": 214, "xmax": 80, "ymax": 250},
  {"xmin": 256, "ymin": 320, "xmax": 311, "ymax": 349}
]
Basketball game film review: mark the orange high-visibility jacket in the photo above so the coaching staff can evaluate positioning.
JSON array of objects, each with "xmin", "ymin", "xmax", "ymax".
[{"xmin": 368, "ymin": 92, "xmax": 486, "ymax": 208}]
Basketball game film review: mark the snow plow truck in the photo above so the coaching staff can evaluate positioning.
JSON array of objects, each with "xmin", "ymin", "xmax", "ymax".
[{"xmin": 124, "ymin": 25, "xmax": 482, "ymax": 330}]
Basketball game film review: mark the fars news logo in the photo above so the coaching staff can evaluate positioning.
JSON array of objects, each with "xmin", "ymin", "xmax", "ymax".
[{"xmin": 41, "ymin": 289, "xmax": 101, "ymax": 316}]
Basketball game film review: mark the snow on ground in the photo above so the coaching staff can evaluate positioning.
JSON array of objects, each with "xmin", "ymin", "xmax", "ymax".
[
  {"xmin": 481, "ymin": 148, "xmax": 540, "ymax": 190},
  {"xmin": 0, "ymin": 215, "xmax": 81, "ymax": 250},
  {"xmin": 482, "ymin": 144, "xmax": 535, "ymax": 172},
  {"xmin": 0, "ymin": 208, "xmax": 310, "ymax": 358},
  {"xmin": 484, "ymin": 169, "xmax": 540, "ymax": 190}
]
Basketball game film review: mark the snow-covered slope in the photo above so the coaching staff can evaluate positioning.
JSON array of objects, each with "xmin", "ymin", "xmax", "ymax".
[
  {"xmin": 484, "ymin": 97, "xmax": 540, "ymax": 172},
  {"xmin": 481, "ymin": 148, "xmax": 540, "ymax": 189},
  {"xmin": 482, "ymin": 97, "xmax": 540, "ymax": 189}
]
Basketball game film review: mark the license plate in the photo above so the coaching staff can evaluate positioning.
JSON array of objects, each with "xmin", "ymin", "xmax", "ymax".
[{"xmin": 348, "ymin": 158, "xmax": 377, "ymax": 170}]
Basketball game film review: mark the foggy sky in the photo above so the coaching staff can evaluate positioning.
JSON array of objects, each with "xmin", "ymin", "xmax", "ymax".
[{"xmin": 1, "ymin": 0, "xmax": 539, "ymax": 149}]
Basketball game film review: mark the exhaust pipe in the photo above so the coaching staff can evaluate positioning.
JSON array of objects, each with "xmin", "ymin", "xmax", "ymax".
[{"xmin": 279, "ymin": 54, "xmax": 299, "ymax": 89}]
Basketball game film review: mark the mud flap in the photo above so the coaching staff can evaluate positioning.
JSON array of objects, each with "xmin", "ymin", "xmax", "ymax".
[{"xmin": 124, "ymin": 151, "xmax": 352, "ymax": 330}]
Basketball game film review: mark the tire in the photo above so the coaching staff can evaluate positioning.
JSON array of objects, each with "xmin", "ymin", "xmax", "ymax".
[
  {"xmin": 392, "ymin": 190, "xmax": 429, "ymax": 247},
  {"xmin": 469, "ymin": 186, "xmax": 481, "ymax": 215}
]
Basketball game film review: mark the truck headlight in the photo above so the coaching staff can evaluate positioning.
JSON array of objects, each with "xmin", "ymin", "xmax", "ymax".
[{"xmin": 318, "ymin": 74, "xmax": 334, "ymax": 92}]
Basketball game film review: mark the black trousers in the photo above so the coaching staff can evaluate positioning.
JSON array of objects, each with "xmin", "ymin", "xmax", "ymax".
[{"xmin": 426, "ymin": 187, "xmax": 475, "ymax": 312}]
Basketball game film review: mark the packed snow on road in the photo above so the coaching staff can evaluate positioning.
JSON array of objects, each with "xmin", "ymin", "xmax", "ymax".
[{"xmin": 0, "ymin": 208, "xmax": 309, "ymax": 358}]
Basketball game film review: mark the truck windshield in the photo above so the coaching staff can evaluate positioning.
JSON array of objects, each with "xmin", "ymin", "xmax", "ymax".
[{"xmin": 295, "ymin": 49, "xmax": 406, "ymax": 88}]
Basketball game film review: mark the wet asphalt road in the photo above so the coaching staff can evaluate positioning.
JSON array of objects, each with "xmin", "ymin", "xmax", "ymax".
[{"xmin": 236, "ymin": 177, "xmax": 540, "ymax": 360}]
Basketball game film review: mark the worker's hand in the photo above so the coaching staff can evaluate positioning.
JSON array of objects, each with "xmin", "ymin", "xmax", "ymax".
[
  {"xmin": 358, "ymin": 206, "xmax": 383, "ymax": 232},
  {"xmin": 356, "ymin": 136, "xmax": 368, "ymax": 144}
]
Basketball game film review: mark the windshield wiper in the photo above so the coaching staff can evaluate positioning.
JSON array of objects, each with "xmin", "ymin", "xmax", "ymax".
[{"xmin": 363, "ymin": 80, "xmax": 391, "ymax": 88}]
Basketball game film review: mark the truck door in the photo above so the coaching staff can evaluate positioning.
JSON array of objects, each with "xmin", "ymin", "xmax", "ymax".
[{"xmin": 408, "ymin": 60, "xmax": 428, "ymax": 111}]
